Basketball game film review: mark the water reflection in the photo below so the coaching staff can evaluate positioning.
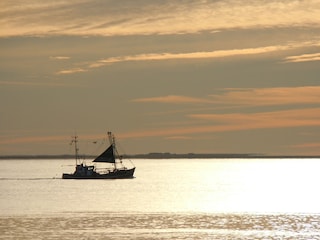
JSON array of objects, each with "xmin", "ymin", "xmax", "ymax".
[
  {"xmin": 2, "ymin": 213, "xmax": 320, "ymax": 239},
  {"xmin": 1, "ymin": 159, "xmax": 320, "ymax": 215}
]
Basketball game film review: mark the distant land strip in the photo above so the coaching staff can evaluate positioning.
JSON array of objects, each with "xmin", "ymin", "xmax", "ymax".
[{"xmin": 0, "ymin": 153, "xmax": 319, "ymax": 159}]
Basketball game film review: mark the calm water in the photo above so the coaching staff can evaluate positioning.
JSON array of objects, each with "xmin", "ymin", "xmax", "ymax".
[{"xmin": 1, "ymin": 159, "xmax": 320, "ymax": 239}]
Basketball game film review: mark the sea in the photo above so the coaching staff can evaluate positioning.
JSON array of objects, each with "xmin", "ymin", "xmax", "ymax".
[{"xmin": 1, "ymin": 158, "xmax": 320, "ymax": 239}]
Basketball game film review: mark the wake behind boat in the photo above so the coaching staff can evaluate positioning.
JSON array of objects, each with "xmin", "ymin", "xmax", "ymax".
[{"xmin": 62, "ymin": 132, "xmax": 135, "ymax": 179}]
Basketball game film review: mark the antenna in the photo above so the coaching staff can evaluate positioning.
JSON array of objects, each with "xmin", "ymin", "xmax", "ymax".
[
  {"xmin": 71, "ymin": 135, "xmax": 79, "ymax": 166},
  {"xmin": 107, "ymin": 131, "xmax": 114, "ymax": 146},
  {"xmin": 108, "ymin": 131, "xmax": 119, "ymax": 169}
]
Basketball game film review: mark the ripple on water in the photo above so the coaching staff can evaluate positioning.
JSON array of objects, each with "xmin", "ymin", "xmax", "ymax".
[{"xmin": 1, "ymin": 213, "xmax": 320, "ymax": 239}]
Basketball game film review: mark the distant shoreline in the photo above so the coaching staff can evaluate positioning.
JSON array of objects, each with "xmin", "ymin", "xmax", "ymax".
[{"xmin": 0, "ymin": 153, "xmax": 319, "ymax": 159}]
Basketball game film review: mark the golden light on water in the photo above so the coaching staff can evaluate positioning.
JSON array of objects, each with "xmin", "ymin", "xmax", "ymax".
[
  {"xmin": 166, "ymin": 159, "xmax": 320, "ymax": 214},
  {"xmin": 217, "ymin": 159, "xmax": 320, "ymax": 213}
]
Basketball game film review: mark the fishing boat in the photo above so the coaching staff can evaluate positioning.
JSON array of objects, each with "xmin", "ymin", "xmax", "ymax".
[{"xmin": 62, "ymin": 132, "xmax": 135, "ymax": 179}]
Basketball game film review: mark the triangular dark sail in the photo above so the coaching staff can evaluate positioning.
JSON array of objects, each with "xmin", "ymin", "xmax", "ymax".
[{"xmin": 93, "ymin": 145, "xmax": 115, "ymax": 163}]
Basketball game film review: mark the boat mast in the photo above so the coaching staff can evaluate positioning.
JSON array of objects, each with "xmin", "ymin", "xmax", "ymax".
[
  {"xmin": 107, "ymin": 131, "xmax": 117, "ymax": 170},
  {"xmin": 71, "ymin": 135, "xmax": 79, "ymax": 166}
]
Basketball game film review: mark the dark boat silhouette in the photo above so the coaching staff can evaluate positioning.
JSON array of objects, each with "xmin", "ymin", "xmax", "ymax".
[{"xmin": 62, "ymin": 132, "xmax": 135, "ymax": 179}]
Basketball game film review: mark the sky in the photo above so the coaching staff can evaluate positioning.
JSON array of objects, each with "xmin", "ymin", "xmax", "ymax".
[{"xmin": 1, "ymin": 0, "xmax": 320, "ymax": 156}]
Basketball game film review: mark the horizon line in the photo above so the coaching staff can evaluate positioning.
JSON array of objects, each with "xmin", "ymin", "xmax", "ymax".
[{"xmin": 1, "ymin": 152, "xmax": 319, "ymax": 159}]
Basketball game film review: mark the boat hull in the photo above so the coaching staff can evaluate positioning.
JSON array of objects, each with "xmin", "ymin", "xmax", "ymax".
[{"xmin": 62, "ymin": 167, "xmax": 135, "ymax": 179}]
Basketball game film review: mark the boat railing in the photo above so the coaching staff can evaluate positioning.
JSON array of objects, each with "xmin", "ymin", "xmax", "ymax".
[
  {"xmin": 95, "ymin": 167, "xmax": 128, "ymax": 174},
  {"xmin": 95, "ymin": 167, "xmax": 112, "ymax": 174}
]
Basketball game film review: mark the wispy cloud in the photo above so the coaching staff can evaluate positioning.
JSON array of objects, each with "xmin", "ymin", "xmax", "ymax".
[
  {"xmin": 0, "ymin": 135, "xmax": 70, "ymax": 145},
  {"xmin": 2, "ymin": 108, "xmax": 319, "ymax": 148},
  {"xmin": 58, "ymin": 42, "xmax": 319, "ymax": 75},
  {"xmin": 293, "ymin": 142, "xmax": 320, "ymax": 149},
  {"xmin": 132, "ymin": 95, "xmax": 211, "ymax": 104},
  {"xmin": 56, "ymin": 68, "xmax": 87, "ymax": 75},
  {"xmin": 133, "ymin": 86, "xmax": 320, "ymax": 107},
  {"xmin": 91, "ymin": 45, "xmax": 289, "ymax": 65},
  {"xmin": 290, "ymin": 141, "xmax": 320, "ymax": 155},
  {"xmin": 50, "ymin": 56, "xmax": 70, "ymax": 60},
  {"xmin": 165, "ymin": 136, "xmax": 192, "ymax": 140},
  {"xmin": 1, "ymin": 0, "xmax": 320, "ymax": 37},
  {"xmin": 128, "ymin": 87, "xmax": 320, "ymax": 138},
  {"xmin": 208, "ymin": 86, "xmax": 320, "ymax": 107},
  {"xmin": 50, "ymin": 36, "xmax": 320, "ymax": 75},
  {"xmin": 0, "ymin": 80, "xmax": 72, "ymax": 87},
  {"xmin": 284, "ymin": 53, "xmax": 320, "ymax": 63},
  {"xmin": 0, "ymin": 133, "xmax": 106, "ymax": 145},
  {"xmin": 116, "ymin": 108, "xmax": 320, "ymax": 139},
  {"xmin": 121, "ymin": 108, "xmax": 320, "ymax": 138},
  {"xmin": 189, "ymin": 108, "xmax": 320, "ymax": 130}
]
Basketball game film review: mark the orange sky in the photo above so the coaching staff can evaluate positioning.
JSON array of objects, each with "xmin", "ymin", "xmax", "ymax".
[{"xmin": 1, "ymin": 0, "xmax": 320, "ymax": 155}]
